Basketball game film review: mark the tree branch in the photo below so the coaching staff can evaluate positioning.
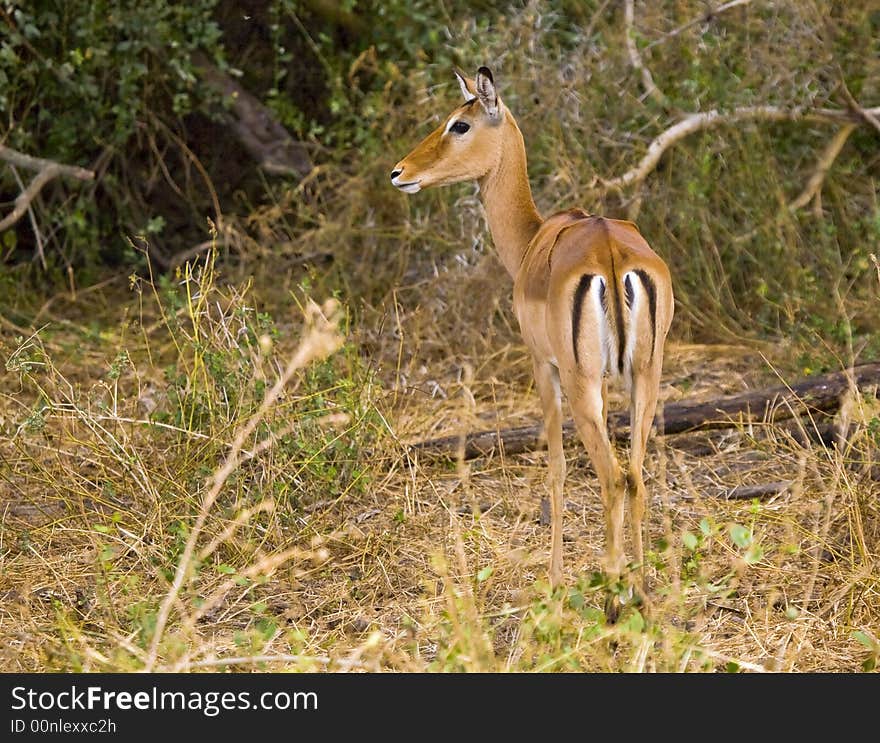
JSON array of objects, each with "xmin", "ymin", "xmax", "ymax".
[
  {"xmin": 836, "ymin": 78, "xmax": 880, "ymax": 137},
  {"xmin": 193, "ymin": 54, "xmax": 313, "ymax": 179},
  {"xmin": 733, "ymin": 122, "xmax": 858, "ymax": 242},
  {"xmin": 589, "ymin": 104, "xmax": 880, "ymax": 196},
  {"xmin": 818, "ymin": 14, "xmax": 880, "ymax": 137},
  {"xmin": 788, "ymin": 123, "xmax": 856, "ymax": 216},
  {"xmin": 643, "ymin": 0, "xmax": 754, "ymax": 52},
  {"xmin": 0, "ymin": 145, "xmax": 95, "ymax": 233},
  {"xmin": 9, "ymin": 165, "xmax": 46, "ymax": 267},
  {"xmin": 624, "ymin": 0, "xmax": 667, "ymax": 106}
]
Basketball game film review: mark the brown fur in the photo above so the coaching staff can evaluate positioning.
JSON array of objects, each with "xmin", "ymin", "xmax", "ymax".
[{"xmin": 392, "ymin": 68, "xmax": 674, "ymax": 610}]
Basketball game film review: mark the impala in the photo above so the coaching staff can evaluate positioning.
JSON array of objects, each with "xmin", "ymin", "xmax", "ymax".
[{"xmin": 391, "ymin": 67, "xmax": 673, "ymax": 614}]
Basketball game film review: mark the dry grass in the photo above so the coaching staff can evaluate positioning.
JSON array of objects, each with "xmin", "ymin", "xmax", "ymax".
[{"xmin": 1, "ymin": 250, "xmax": 877, "ymax": 673}]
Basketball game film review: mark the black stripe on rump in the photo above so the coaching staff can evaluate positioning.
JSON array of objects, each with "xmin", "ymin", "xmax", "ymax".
[
  {"xmin": 632, "ymin": 269, "xmax": 657, "ymax": 361},
  {"xmin": 624, "ymin": 273, "xmax": 634, "ymax": 309},
  {"xmin": 571, "ymin": 274, "xmax": 594, "ymax": 366},
  {"xmin": 608, "ymin": 250, "xmax": 626, "ymax": 375}
]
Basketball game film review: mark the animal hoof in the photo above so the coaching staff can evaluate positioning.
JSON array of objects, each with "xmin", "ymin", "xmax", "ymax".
[{"xmin": 604, "ymin": 593, "xmax": 621, "ymax": 624}]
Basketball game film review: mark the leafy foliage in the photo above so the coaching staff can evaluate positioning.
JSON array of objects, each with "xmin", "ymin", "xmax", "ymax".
[{"xmin": 0, "ymin": 0, "xmax": 225, "ymax": 266}]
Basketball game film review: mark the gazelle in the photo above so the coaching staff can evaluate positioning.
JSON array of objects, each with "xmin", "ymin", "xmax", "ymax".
[{"xmin": 391, "ymin": 67, "xmax": 673, "ymax": 613}]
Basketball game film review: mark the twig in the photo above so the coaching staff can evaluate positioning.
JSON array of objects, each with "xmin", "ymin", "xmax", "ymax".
[
  {"xmin": 818, "ymin": 14, "xmax": 880, "ymax": 137},
  {"xmin": 643, "ymin": 0, "xmax": 754, "ymax": 51},
  {"xmin": 788, "ymin": 123, "xmax": 856, "ymax": 217},
  {"xmin": 0, "ymin": 145, "xmax": 95, "ymax": 232},
  {"xmin": 181, "ymin": 654, "xmax": 330, "ymax": 670},
  {"xmin": 624, "ymin": 0, "xmax": 667, "ymax": 106},
  {"xmin": 10, "ymin": 165, "xmax": 46, "ymax": 268},
  {"xmin": 152, "ymin": 238, "xmax": 220, "ymax": 271},
  {"xmin": 734, "ymin": 122, "xmax": 857, "ymax": 241},
  {"xmin": 590, "ymin": 105, "xmax": 880, "ymax": 196},
  {"xmin": 837, "ymin": 78, "xmax": 880, "ymax": 136}
]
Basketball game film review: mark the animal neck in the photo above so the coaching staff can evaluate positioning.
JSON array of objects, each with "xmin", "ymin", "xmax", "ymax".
[{"xmin": 477, "ymin": 111, "xmax": 543, "ymax": 278}]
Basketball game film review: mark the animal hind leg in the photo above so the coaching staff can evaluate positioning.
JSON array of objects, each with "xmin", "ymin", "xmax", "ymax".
[
  {"xmin": 627, "ymin": 360, "xmax": 662, "ymax": 598},
  {"xmin": 533, "ymin": 358, "xmax": 566, "ymax": 588},
  {"xmin": 566, "ymin": 376, "xmax": 627, "ymax": 619}
]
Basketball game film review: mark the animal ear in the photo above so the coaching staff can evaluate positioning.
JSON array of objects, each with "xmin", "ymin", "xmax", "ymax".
[
  {"xmin": 454, "ymin": 68, "xmax": 476, "ymax": 101},
  {"xmin": 475, "ymin": 66, "xmax": 500, "ymax": 119}
]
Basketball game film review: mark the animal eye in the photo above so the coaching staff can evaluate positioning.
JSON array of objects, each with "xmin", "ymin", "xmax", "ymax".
[{"xmin": 449, "ymin": 120, "xmax": 470, "ymax": 135}]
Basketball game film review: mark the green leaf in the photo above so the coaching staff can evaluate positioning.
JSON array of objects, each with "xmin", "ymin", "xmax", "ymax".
[
  {"xmin": 682, "ymin": 531, "xmax": 699, "ymax": 551},
  {"xmin": 216, "ymin": 563, "xmax": 236, "ymax": 574},
  {"xmin": 476, "ymin": 566, "xmax": 493, "ymax": 582},
  {"xmin": 256, "ymin": 618, "xmax": 277, "ymax": 640},
  {"xmin": 744, "ymin": 543, "xmax": 764, "ymax": 565},
  {"xmin": 852, "ymin": 630, "xmax": 876, "ymax": 649},
  {"xmin": 729, "ymin": 524, "xmax": 752, "ymax": 548},
  {"xmin": 623, "ymin": 610, "xmax": 645, "ymax": 634}
]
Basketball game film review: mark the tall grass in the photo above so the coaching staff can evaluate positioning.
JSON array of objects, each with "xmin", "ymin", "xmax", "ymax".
[{"xmin": 1, "ymin": 247, "xmax": 389, "ymax": 670}]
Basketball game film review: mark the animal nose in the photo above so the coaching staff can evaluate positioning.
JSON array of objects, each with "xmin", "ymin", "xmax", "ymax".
[{"xmin": 390, "ymin": 168, "xmax": 402, "ymax": 180}]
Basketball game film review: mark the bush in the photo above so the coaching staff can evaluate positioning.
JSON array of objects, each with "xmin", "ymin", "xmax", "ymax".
[{"xmin": 0, "ymin": 0, "xmax": 224, "ymax": 267}]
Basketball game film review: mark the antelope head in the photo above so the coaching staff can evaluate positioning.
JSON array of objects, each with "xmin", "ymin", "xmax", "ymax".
[{"xmin": 391, "ymin": 67, "xmax": 505, "ymax": 193}]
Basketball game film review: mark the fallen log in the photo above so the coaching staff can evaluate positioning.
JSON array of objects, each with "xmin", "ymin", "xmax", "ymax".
[
  {"xmin": 724, "ymin": 480, "xmax": 793, "ymax": 500},
  {"xmin": 410, "ymin": 362, "xmax": 880, "ymax": 459}
]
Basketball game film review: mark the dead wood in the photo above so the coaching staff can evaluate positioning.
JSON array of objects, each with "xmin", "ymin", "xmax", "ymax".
[
  {"xmin": 409, "ymin": 362, "xmax": 880, "ymax": 460},
  {"xmin": 724, "ymin": 480, "xmax": 792, "ymax": 500},
  {"xmin": 0, "ymin": 145, "xmax": 95, "ymax": 233},
  {"xmin": 193, "ymin": 54, "xmax": 312, "ymax": 179},
  {"xmin": 588, "ymin": 104, "xmax": 880, "ymax": 197}
]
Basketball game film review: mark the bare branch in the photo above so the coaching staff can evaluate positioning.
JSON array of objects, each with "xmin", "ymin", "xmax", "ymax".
[
  {"xmin": 193, "ymin": 53, "xmax": 313, "ymax": 179},
  {"xmin": 837, "ymin": 79, "xmax": 880, "ymax": 136},
  {"xmin": 624, "ymin": 0, "xmax": 667, "ymax": 106},
  {"xmin": 0, "ymin": 145, "xmax": 95, "ymax": 232},
  {"xmin": 590, "ymin": 105, "xmax": 880, "ymax": 196},
  {"xmin": 817, "ymin": 13, "xmax": 880, "ymax": 137},
  {"xmin": 410, "ymin": 362, "xmax": 880, "ymax": 460},
  {"xmin": 643, "ymin": 0, "xmax": 754, "ymax": 52},
  {"xmin": 725, "ymin": 480, "xmax": 792, "ymax": 500},
  {"xmin": 10, "ymin": 165, "xmax": 46, "ymax": 267},
  {"xmin": 733, "ymin": 122, "xmax": 858, "ymax": 242},
  {"xmin": 0, "ymin": 145, "xmax": 94, "ymax": 180},
  {"xmin": 788, "ymin": 123, "xmax": 856, "ymax": 214}
]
